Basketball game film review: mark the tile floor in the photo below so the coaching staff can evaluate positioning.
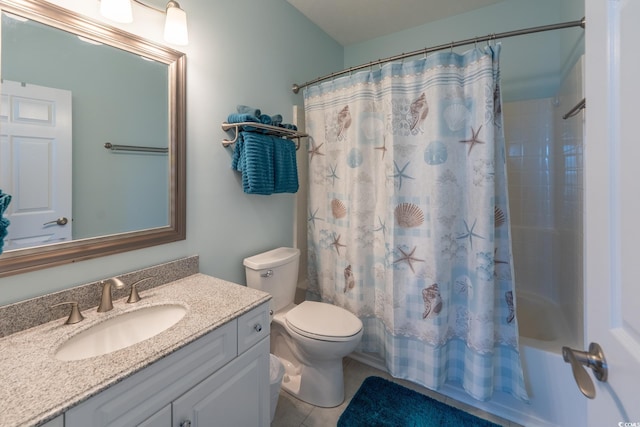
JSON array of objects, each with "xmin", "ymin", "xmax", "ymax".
[{"xmin": 271, "ymin": 357, "xmax": 520, "ymax": 427}]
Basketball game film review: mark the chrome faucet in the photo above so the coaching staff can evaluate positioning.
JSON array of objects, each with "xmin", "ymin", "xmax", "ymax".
[{"xmin": 97, "ymin": 277, "xmax": 125, "ymax": 312}]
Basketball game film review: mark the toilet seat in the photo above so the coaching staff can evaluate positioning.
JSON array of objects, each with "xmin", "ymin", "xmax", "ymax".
[{"xmin": 285, "ymin": 301, "xmax": 362, "ymax": 342}]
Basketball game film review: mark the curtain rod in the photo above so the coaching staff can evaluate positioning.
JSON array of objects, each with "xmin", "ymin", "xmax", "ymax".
[{"xmin": 292, "ymin": 17, "xmax": 585, "ymax": 94}]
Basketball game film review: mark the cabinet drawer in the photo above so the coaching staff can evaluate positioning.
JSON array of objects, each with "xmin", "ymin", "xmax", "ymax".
[
  {"xmin": 237, "ymin": 303, "xmax": 270, "ymax": 354},
  {"xmin": 138, "ymin": 404, "xmax": 171, "ymax": 427}
]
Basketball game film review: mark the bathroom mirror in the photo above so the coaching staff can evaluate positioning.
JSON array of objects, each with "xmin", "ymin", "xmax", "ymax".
[{"xmin": 0, "ymin": 0, "xmax": 186, "ymax": 277}]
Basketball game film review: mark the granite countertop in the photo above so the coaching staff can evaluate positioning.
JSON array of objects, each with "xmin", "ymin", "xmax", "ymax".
[{"xmin": 0, "ymin": 273, "xmax": 271, "ymax": 427}]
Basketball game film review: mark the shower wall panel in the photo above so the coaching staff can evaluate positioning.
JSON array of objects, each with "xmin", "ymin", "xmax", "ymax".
[{"xmin": 503, "ymin": 55, "xmax": 584, "ymax": 347}]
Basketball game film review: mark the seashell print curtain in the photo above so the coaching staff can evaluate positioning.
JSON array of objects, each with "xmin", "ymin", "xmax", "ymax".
[{"xmin": 303, "ymin": 45, "xmax": 528, "ymax": 401}]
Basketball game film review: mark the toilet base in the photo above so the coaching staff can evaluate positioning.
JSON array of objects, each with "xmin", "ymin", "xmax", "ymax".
[{"xmin": 279, "ymin": 356, "xmax": 345, "ymax": 408}]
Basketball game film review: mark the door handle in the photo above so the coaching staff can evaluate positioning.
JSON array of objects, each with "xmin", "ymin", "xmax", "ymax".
[
  {"xmin": 43, "ymin": 217, "xmax": 68, "ymax": 226},
  {"xmin": 562, "ymin": 342, "xmax": 608, "ymax": 399}
]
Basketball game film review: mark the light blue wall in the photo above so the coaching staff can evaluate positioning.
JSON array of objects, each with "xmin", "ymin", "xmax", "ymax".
[
  {"xmin": 0, "ymin": 0, "xmax": 342, "ymax": 305},
  {"xmin": 344, "ymin": 0, "xmax": 584, "ymax": 101}
]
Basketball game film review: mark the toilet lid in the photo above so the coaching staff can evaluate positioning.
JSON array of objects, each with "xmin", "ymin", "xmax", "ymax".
[{"xmin": 285, "ymin": 301, "xmax": 362, "ymax": 340}]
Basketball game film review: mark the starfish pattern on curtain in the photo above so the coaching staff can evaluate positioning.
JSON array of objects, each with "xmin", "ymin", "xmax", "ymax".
[{"xmin": 303, "ymin": 44, "xmax": 528, "ymax": 401}]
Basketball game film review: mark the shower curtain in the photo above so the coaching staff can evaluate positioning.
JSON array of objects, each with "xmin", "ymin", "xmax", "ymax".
[{"xmin": 303, "ymin": 45, "xmax": 528, "ymax": 401}]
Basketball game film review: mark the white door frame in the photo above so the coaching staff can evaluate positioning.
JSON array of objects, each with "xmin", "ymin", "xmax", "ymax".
[{"xmin": 584, "ymin": 0, "xmax": 640, "ymax": 424}]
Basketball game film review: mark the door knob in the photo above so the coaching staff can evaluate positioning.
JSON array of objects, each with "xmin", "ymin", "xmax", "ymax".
[
  {"xmin": 43, "ymin": 217, "xmax": 68, "ymax": 226},
  {"xmin": 562, "ymin": 342, "xmax": 607, "ymax": 399}
]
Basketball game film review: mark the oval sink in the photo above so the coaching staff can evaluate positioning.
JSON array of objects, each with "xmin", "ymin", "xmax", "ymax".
[{"xmin": 55, "ymin": 304, "xmax": 187, "ymax": 361}]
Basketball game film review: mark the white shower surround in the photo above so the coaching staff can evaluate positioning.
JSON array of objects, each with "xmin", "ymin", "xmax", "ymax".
[{"xmin": 504, "ymin": 55, "xmax": 584, "ymax": 350}]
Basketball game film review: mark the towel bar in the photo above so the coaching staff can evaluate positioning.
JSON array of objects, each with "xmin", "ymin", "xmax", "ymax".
[
  {"xmin": 104, "ymin": 142, "xmax": 168, "ymax": 153},
  {"xmin": 221, "ymin": 122, "xmax": 306, "ymax": 150}
]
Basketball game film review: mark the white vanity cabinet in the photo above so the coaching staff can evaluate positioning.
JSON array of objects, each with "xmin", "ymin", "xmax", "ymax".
[
  {"xmin": 40, "ymin": 416, "xmax": 64, "ymax": 427},
  {"xmin": 64, "ymin": 303, "xmax": 270, "ymax": 427}
]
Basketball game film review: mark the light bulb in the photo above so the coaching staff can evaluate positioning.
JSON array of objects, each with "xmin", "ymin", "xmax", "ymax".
[{"xmin": 163, "ymin": 1, "xmax": 188, "ymax": 46}]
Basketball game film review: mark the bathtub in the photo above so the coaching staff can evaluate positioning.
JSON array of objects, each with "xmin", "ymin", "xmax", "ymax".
[
  {"xmin": 465, "ymin": 291, "xmax": 588, "ymax": 427},
  {"xmin": 350, "ymin": 291, "xmax": 587, "ymax": 426}
]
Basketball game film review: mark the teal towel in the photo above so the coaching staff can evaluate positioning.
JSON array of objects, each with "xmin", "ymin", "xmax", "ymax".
[
  {"xmin": 271, "ymin": 114, "xmax": 283, "ymax": 126},
  {"xmin": 227, "ymin": 113, "xmax": 259, "ymax": 124},
  {"xmin": 231, "ymin": 133, "xmax": 298, "ymax": 195},
  {"xmin": 227, "ymin": 113, "xmax": 260, "ymax": 132},
  {"xmin": 0, "ymin": 190, "xmax": 10, "ymax": 212},
  {"xmin": 239, "ymin": 132, "xmax": 276, "ymax": 195},
  {"xmin": 0, "ymin": 189, "xmax": 12, "ymax": 254},
  {"xmin": 273, "ymin": 138, "xmax": 299, "ymax": 194},
  {"xmin": 279, "ymin": 123, "xmax": 298, "ymax": 131},
  {"xmin": 231, "ymin": 132, "xmax": 245, "ymax": 172},
  {"xmin": 237, "ymin": 105, "xmax": 261, "ymax": 117},
  {"xmin": 259, "ymin": 114, "xmax": 272, "ymax": 125}
]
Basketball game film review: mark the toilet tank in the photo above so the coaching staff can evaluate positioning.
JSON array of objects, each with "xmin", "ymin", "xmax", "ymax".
[{"xmin": 244, "ymin": 247, "xmax": 300, "ymax": 314}]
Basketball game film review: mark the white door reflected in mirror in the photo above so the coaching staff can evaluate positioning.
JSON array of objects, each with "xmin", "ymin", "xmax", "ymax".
[{"xmin": 0, "ymin": 80, "xmax": 72, "ymax": 250}]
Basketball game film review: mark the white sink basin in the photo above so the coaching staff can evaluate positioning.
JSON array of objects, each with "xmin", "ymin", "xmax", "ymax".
[{"xmin": 55, "ymin": 304, "xmax": 187, "ymax": 361}]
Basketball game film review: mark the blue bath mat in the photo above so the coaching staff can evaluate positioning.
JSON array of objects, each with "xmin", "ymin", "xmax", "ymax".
[{"xmin": 338, "ymin": 376, "xmax": 500, "ymax": 427}]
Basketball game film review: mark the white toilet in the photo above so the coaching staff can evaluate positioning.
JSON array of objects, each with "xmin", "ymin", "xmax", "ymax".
[{"xmin": 244, "ymin": 247, "xmax": 363, "ymax": 408}]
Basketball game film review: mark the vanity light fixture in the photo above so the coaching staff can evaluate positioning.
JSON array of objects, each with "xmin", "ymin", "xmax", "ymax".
[
  {"xmin": 99, "ymin": 0, "xmax": 189, "ymax": 46},
  {"xmin": 99, "ymin": 0, "xmax": 133, "ymax": 23}
]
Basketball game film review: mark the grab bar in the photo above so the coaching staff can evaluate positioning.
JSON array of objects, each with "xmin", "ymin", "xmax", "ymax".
[
  {"xmin": 104, "ymin": 142, "xmax": 168, "ymax": 154},
  {"xmin": 562, "ymin": 98, "xmax": 586, "ymax": 120}
]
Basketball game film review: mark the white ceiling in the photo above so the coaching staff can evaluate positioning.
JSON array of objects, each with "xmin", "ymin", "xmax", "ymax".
[{"xmin": 286, "ymin": 0, "xmax": 506, "ymax": 46}]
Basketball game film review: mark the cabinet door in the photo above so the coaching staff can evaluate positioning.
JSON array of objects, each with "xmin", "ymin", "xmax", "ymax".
[{"xmin": 173, "ymin": 338, "xmax": 270, "ymax": 427}]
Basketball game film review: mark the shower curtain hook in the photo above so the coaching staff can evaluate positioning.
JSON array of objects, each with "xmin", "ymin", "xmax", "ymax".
[
  {"xmin": 450, "ymin": 41, "xmax": 454, "ymax": 53},
  {"xmin": 423, "ymin": 48, "xmax": 428, "ymax": 59}
]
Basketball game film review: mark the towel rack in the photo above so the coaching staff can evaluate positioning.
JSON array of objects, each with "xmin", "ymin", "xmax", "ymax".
[
  {"xmin": 104, "ymin": 142, "xmax": 168, "ymax": 154},
  {"xmin": 562, "ymin": 98, "xmax": 586, "ymax": 120},
  {"xmin": 221, "ymin": 122, "xmax": 307, "ymax": 150}
]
